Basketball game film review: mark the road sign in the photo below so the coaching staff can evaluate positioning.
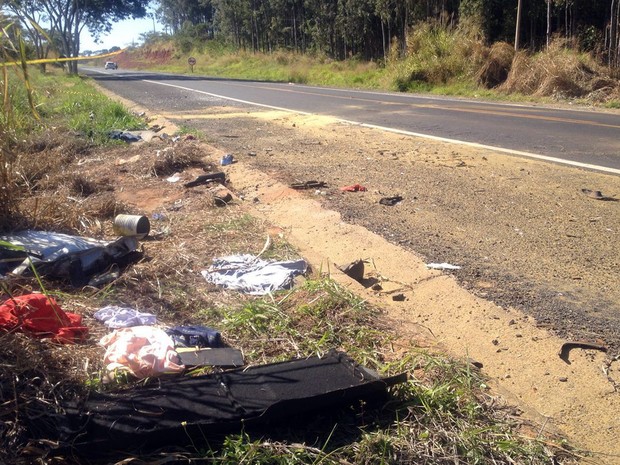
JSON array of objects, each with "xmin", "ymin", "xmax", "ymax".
[{"xmin": 188, "ymin": 57, "xmax": 196, "ymax": 66}]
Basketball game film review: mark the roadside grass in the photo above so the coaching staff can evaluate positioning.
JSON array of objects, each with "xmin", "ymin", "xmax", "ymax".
[
  {"xmin": 1, "ymin": 57, "xmax": 582, "ymax": 464},
  {"xmin": 35, "ymin": 72, "xmax": 145, "ymax": 144},
  {"xmin": 130, "ymin": 43, "xmax": 389, "ymax": 89},
  {"xmin": 0, "ymin": 67, "xmax": 147, "ymax": 233}
]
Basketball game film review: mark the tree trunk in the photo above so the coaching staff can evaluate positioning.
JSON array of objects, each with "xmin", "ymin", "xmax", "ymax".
[
  {"xmin": 381, "ymin": 20, "xmax": 386, "ymax": 64},
  {"xmin": 515, "ymin": 0, "xmax": 523, "ymax": 50},
  {"xmin": 546, "ymin": 0, "xmax": 551, "ymax": 48}
]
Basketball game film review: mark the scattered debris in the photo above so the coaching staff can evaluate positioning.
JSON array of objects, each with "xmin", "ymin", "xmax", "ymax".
[
  {"xmin": 94, "ymin": 306, "xmax": 157, "ymax": 328},
  {"xmin": 0, "ymin": 293, "xmax": 88, "ymax": 343},
  {"xmin": 338, "ymin": 259, "xmax": 365, "ymax": 281},
  {"xmin": 60, "ymin": 351, "xmax": 406, "ymax": 451},
  {"xmin": 559, "ymin": 340, "xmax": 608, "ymax": 364},
  {"xmin": 213, "ymin": 188, "xmax": 234, "ymax": 206},
  {"xmin": 426, "ymin": 262, "xmax": 462, "ymax": 270},
  {"xmin": 115, "ymin": 154, "xmax": 141, "ymax": 165},
  {"xmin": 220, "ymin": 154, "xmax": 234, "ymax": 166},
  {"xmin": 165, "ymin": 325, "xmax": 222, "ymax": 348},
  {"xmin": 340, "ymin": 184, "xmax": 367, "ymax": 192},
  {"xmin": 581, "ymin": 188, "xmax": 617, "ymax": 201},
  {"xmin": 108, "ymin": 130, "xmax": 143, "ymax": 143},
  {"xmin": 99, "ymin": 326, "xmax": 184, "ymax": 379},
  {"xmin": 379, "ymin": 195, "xmax": 403, "ymax": 206},
  {"xmin": 177, "ymin": 347, "xmax": 244, "ymax": 367},
  {"xmin": 201, "ymin": 254, "xmax": 307, "ymax": 295},
  {"xmin": 113, "ymin": 214, "xmax": 150, "ymax": 239},
  {"xmin": 0, "ymin": 231, "xmax": 143, "ymax": 287},
  {"xmin": 392, "ymin": 293, "xmax": 406, "ymax": 302},
  {"xmin": 166, "ymin": 173, "xmax": 181, "ymax": 183},
  {"xmin": 291, "ymin": 180, "xmax": 327, "ymax": 190},
  {"xmin": 184, "ymin": 171, "xmax": 226, "ymax": 188}
]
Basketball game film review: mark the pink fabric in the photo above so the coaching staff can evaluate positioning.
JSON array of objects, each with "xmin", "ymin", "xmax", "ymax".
[
  {"xmin": 0, "ymin": 293, "xmax": 88, "ymax": 343},
  {"xmin": 340, "ymin": 184, "xmax": 367, "ymax": 192},
  {"xmin": 99, "ymin": 326, "xmax": 184, "ymax": 378}
]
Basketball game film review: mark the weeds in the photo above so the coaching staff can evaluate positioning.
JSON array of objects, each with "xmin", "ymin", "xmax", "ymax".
[
  {"xmin": 38, "ymin": 74, "xmax": 145, "ymax": 144},
  {"xmin": 1, "ymin": 26, "xmax": 41, "ymax": 225}
]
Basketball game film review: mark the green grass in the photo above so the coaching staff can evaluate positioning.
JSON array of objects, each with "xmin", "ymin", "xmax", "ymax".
[
  {"xmin": 196, "ymin": 277, "xmax": 576, "ymax": 463},
  {"xmin": 35, "ymin": 73, "xmax": 145, "ymax": 143}
]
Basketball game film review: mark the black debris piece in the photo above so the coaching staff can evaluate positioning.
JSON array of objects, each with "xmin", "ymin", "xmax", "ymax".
[
  {"xmin": 559, "ymin": 340, "xmax": 608, "ymax": 364},
  {"xmin": 379, "ymin": 195, "xmax": 403, "ymax": 206},
  {"xmin": 338, "ymin": 259, "xmax": 365, "ymax": 282},
  {"xmin": 581, "ymin": 189, "xmax": 617, "ymax": 201},
  {"xmin": 109, "ymin": 130, "xmax": 142, "ymax": 143},
  {"xmin": 177, "ymin": 347, "xmax": 244, "ymax": 367},
  {"xmin": 0, "ymin": 232, "xmax": 142, "ymax": 288},
  {"xmin": 59, "ymin": 351, "xmax": 406, "ymax": 452},
  {"xmin": 166, "ymin": 325, "xmax": 222, "ymax": 348},
  {"xmin": 184, "ymin": 172, "xmax": 226, "ymax": 188}
]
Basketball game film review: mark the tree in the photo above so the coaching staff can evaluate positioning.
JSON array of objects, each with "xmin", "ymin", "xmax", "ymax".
[{"xmin": 1, "ymin": 0, "xmax": 150, "ymax": 73}]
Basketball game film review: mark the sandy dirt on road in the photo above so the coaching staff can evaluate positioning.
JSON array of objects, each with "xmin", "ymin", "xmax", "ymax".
[{"xmin": 108, "ymin": 96, "xmax": 620, "ymax": 463}]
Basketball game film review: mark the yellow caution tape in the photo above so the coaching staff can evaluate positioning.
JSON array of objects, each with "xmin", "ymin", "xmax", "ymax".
[{"xmin": 0, "ymin": 49, "xmax": 125, "ymax": 67}]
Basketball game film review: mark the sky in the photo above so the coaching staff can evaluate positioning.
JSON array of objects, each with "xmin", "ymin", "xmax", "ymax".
[{"xmin": 81, "ymin": 16, "xmax": 162, "ymax": 53}]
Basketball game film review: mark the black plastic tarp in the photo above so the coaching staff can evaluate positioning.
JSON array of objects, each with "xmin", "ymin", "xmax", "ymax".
[{"xmin": 60, "ymin": 351, "xmax": 405, "ymax": 451}]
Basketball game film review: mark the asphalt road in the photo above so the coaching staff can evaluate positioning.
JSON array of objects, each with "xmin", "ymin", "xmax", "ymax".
[{"xmin": 81, "ymin": 67, "xmax": 620, "ymax": 175}]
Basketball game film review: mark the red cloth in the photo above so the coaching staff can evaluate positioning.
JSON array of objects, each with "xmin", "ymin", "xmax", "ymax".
[
  {"xmin": 340, "ymin": 184, "xmax": 367, "ymax": 192},
  {"xmin": 0, "ymin": 294, "xmax": 88, "ymax": 343}
]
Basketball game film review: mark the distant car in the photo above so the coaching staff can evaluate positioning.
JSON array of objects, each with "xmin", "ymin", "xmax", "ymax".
[{"xmin": 104, "ymin": 61, "xmax": 118, "ymax": 70}]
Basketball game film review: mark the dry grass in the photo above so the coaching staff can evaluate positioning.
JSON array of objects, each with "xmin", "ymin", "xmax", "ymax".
[
  {"xmin": 0, "ymin": 134, "xmax": 278, "ymax": 463},
  {"xmin": 149, "ymin": 143, "xmax": 209, "ymax": 176},
  {"xmin": 500, "ymin": 39, "xmax": 618, "ymax": 100},
  {"xmin": 476, "ymin": 41, "xmax": 515, "ymax": 88}
]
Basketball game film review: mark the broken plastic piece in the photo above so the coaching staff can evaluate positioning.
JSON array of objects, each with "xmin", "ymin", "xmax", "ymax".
[
  {"xmin": 379, "ymin": 195, "xmax": 403, "ymax": 206},
  {"xmin": 559, "ymin": 340, "xmax": 608, "ymax": 364},
  {"xmin": 108, "ymin": 130, "xmax": 142, "ymax": 143},
  {"xmin": 426, "ymin": 262, "xmax": 461, "ymax": 270},
  {"xmin": 177, "ymin": 347, "xmax": 244, "ymax": 367},
  {"xmin": 581, "ymin": 189, "xmax": 616, "ymax": 201},
  {"xmin": 220, "ymin": 154, "xmax": 234, "ymax": 165},
  {"xmin": 338, "ymin": 259, "xmax": 365, "ymax": 281},
  {"xmin": 184, "ymin": 172, "xmax": 226, "ymax": 188}
]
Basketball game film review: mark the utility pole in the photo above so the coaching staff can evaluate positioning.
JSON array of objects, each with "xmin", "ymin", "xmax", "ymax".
[{"xmin": 515, "ymin": 0, "xmax": 523, "ymax": 51}]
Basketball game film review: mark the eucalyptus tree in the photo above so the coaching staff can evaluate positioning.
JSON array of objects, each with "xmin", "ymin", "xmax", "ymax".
[{"xmin": 157, "ymin": 0, "xmax": 214, "ymax": 34}]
